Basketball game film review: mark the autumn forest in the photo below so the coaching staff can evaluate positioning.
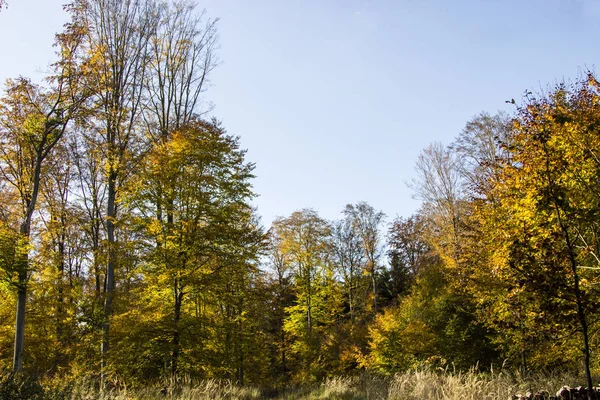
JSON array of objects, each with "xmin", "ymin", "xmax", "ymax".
[{"xmin": 2, "ymin": 0, "xmax": 600, "ymax": 399}]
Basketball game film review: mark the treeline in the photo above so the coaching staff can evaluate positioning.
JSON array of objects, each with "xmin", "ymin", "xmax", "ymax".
[{"xmin": 2, "ymin": 0, "xmax": 600, "ymax": 393}]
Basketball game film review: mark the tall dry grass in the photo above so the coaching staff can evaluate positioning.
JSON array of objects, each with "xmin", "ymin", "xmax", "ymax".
[{"xmin": 36, "ymin": 368, "xmax": 584, "ymax": 399}]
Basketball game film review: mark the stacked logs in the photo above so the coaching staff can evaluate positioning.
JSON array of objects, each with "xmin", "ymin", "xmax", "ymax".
[{"xmin": 512, "ymin": 386, "xmax": 600, "ymax": 399}]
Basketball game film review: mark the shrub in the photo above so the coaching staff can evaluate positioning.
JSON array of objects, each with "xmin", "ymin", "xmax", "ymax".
[{"xmin": 0, "ymin": 372, "xmax": 44, "ymax": 400}]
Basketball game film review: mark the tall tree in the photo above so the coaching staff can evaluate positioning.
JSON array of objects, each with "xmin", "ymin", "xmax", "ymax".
[
  {"xmin": 69, "ymin": 0, "xmax": 155, "ymax": 380},
  {"xmin": 146, "ymin": 0, "xmax": 218, "ymax": 138},
  {"xmin": 272, "ymin": 209, "xmax": 335, "ymax": 380},
  {"xmin": 267, "ymin": 228, "xmax": 294, "ymax": 379},
  {"xmin": 0, "ymin": 28, "xmax": 84, "ymax": 368},
  {"xmin": 128, "ymin": 119, "xmax": 261, "ymax": 378},
  {"xmin": 473, "ymin": 77, "xmax": 600, "ymax": 394},
  {"xmin": 331, "ymin": 216, "xmax": 364, "ymax": 322},
  {"xmin": 451, "ymin": 111, "xmax": 511, "ymax": 196}
]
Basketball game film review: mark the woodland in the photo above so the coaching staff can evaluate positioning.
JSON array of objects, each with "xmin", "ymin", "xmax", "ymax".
[{"xmin": 2, "ymin": 0, "xmax": 600, "ymax": 399}]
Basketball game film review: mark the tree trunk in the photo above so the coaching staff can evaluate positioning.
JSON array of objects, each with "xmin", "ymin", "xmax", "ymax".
[
  {"xmin": 371, "ymin": 261, "xmax": 377, "ymax": 312},
  {"xmin": 237, "ymin": 296, "xmax": 244, "ymax": 385},
  {"xmin": 101, "ymin": 173, "xmax": 117, "ymax": 387},
  {"xmin": 13, "ymin": 156, "xmax": 43, "ymax": 372},
  {"xmin": 545, "ymin": 145, "xmax": 594, "ymax": 396},
  {"xmin": 12, "ymin": 272, "xmax": 26, "ymax": 372},
  {"xmin": 171, "ymin": 278, "xmax": 182, "ymax": 378},
  {"xmin": 280, "ymin": 327, "xmax": 287, "ymax": 374},
  {"xmin": 564, "ymin": 227, "xmax": 593, "ymax": 396}
]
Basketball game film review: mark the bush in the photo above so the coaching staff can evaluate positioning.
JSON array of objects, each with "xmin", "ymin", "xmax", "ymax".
[{"xmin": 0, "ymin": 372, "xmax": 44, "ymax": 400}]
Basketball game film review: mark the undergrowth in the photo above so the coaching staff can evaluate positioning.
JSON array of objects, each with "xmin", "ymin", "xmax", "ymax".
[{"xmin": 0, "ymin": 368, "xmax": 587, "ymax": 399}]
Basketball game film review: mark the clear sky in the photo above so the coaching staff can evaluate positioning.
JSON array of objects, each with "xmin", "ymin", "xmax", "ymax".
[{"xmin": 1, "ymin": 0, "xmax": 599, "ymax": 227}]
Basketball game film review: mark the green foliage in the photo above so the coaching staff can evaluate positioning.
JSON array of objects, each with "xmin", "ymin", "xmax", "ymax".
[
  {"xmin": 468, "ymin": 77, "xmax": 600, "ymax": 379},
  {"xmin": 367, "ymin": 255, "xmax": 496, "ymax": 374},
  {"xmin": 0, "ymin": 372, "xmax": 44, "ymax": 400},
  {"xmin": 5, "ymin": 0, "xmax": 600, "ymax": 389}
]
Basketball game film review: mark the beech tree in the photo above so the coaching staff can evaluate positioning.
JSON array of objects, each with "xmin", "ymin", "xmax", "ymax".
[
  {"xmin": 67, "ymin": 0, "xmax": 156, "ymax": 381},
  {"xmin": 473, "ymin": 77, "xmax": 600, "ymax": 393},
  {"xmin": 386, "ymin": 214, "xmax": 430, "ymax": 298},
  {"xmin": 331, "ymin": 215, "xmax": 364, "ymax": 322},
  {"xmin": 146, "ymin": 0, "xmax": 218, "ymax": 138},
  {"xmin": 272, "ymin": 209, "xmax": 340, "ymax": 380},
  {"xmin": 127, "ymin": 119, "xmax": 262, "ymax": 378},
  {"xmin": 0, "ymin": 34, "xmax": 84, "ymax": 369},
  {"xmin": 342, "ymin": 202, "xmax": 385, "ymax": 312}
]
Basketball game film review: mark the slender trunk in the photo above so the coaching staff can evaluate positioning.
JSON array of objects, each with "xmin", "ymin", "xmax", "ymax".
[
  {"xmin": 237, "ymin": 295, "xmax": 244, "ymax": 385},
  {"xmin": 55, "ymin": 227, "xmax": 66, "ymax": 367},
  {"xmin": 544, "ymin": 145, "xmax": 593, "ymax": 395},
  {"xmin": 280, "ymin": 326, "xmax": 287, "ymax": 374},
  {"xmin": 92, "ymin": 195, "xmax": 102, "ymax": 295},
  {"xmin": 276, "ymin": 270, "xmax": 287, "ymax": 375},
  {"xmin": 171, "ymin": 277, "xmax": 182, "ymax": 378},
  {"xmin": 13, "ymin": 156, "xmax": 43, "ymax": 372},
  {"xmin": 349, "ymin": 265, "xmax": 354, "ymax": 322},
  {"xmin": 101, "ymin": 172, "xmax": 117, "ymax": 387},
  {"xmin": 224, "ymin": 301, "xmax": 232, "ymax": 380},
  {"xmin": 306, "ymin": 279, "xmax": 312, "ymax": 334},
  {"xmin": 371, "ymin": 261, "xmax": 377, "ymax": 312},
  {"xmin": 563, "ymin": 226, "xmax": 593, "ymax": 395},
  {"xmin": 12, "ymin": 272, "xmax": 27, "ymax": 372}
]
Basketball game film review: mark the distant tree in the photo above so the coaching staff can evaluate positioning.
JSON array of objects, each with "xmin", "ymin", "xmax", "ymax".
[
  {"xmin": 267, "ymin": 228, "xmax": 295, "ymax": 379},
  {"xmin": 272, "ymin": 209, "xmax": 343, "ymax": 381},
  {"xmin": 451, "ymin": 111, "xmax": 511, "ymax": 196},
  {"xmin": 343, "ymin": 202, "xmax": 385, "ymax": 312},
  {"xmin": 331, "ymin": 215, "xmax": 364, "ymax": 321},
  {"xmin": 386, "ymin": 214, "xmax": 431, "ymax": 299}
]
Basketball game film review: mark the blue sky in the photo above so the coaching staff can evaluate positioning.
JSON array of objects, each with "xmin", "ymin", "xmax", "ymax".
[{"xmin": 1, "ymin": 0, "xmax": 599, "ymax": 227}]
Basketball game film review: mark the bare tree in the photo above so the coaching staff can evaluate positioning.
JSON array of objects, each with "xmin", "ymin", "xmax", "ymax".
[
  {"xmin": 411, "ymin": 142, "xmax": 465, "ymax": 224},
  {"xmin": 451, "ymin": 111, "xmax": 511, "ymax": 197},
  {"xmin": 146, "ymin": 0, "xmax": 219, "ymax": 138}
]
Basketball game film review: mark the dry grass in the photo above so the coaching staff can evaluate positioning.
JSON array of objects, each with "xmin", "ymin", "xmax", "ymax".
[{"xmin": 40, "ymin": 369, "xmax": 584, "ymax": 399}]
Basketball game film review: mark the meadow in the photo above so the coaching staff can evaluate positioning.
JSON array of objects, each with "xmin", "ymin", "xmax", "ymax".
[{"xmin": 3, "ymin": 368, "xmax": 584, "ymax": 400}]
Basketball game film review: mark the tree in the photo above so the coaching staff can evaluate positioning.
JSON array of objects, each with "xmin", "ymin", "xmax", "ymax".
[
  {"xmin": 410, "ymin": 143, "xmax": 466, "ymax": 259},
  {"xmin": 272, "ymin": 209, "xmax": 338, "ymax": 380},
  {"xmin": 68, "ymin": 0, "xmax": 155, "ymax": 380},
  {"xmin": 451, "ymin": 111, "xmax": 511, "ymax": 197},
  {"xmin": 0, "ymin": 62, "xmax": 82, "ymax": 370},
  {"xmin": 331, "ymin": 216, "xmax": 364, "ymax": 322},
  {"xmin": 472, "ymin": 77, "xmax": 600, "ymax": 394},
  {"xmin": 386, "ymin": 214, "xmax": 431, "ymax": 299},
  {"xmin": 146, "ymin": 0, "xmax": 218, "ymax": 138},
  {"xmin": 343, "ymin": 202, "xmax": 385, "ymax": 312},
  {"xmin": 127, "ymin": 119, "xmax": 262, "ymax": 378},
  {"xmin": 266, "ymin": 227, "xmax": 295, "ymax": 380}
]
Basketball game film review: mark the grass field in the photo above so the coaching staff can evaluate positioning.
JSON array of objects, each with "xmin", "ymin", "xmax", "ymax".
[{"xmin": 32, "ymin": 368, "xmax": 584, "ymax": 400}]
